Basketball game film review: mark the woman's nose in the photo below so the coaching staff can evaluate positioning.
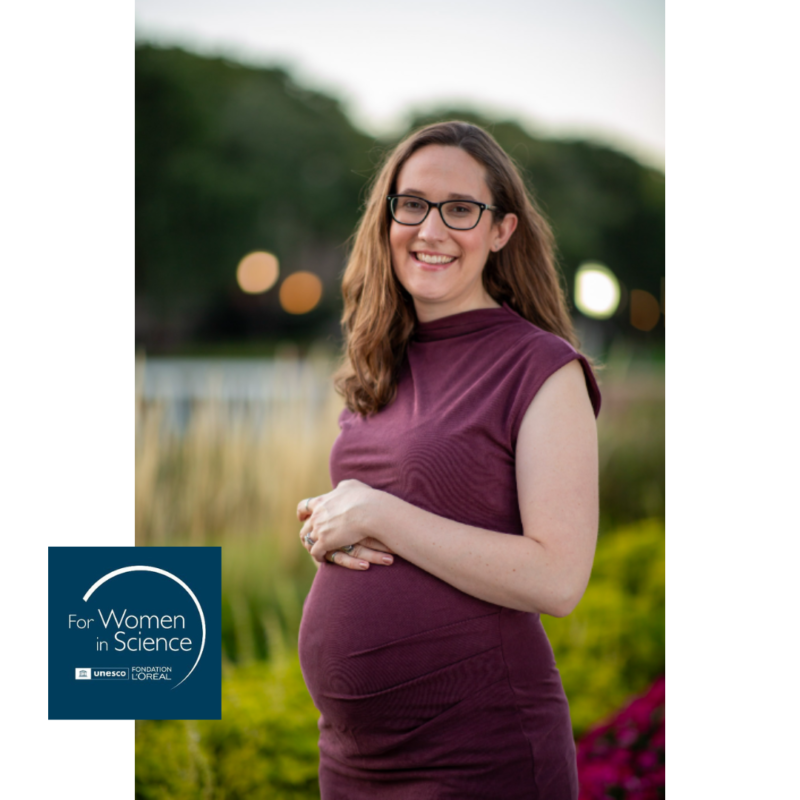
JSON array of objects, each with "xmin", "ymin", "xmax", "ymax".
[{"xmin": 417, "ymin": 206, "xmax": 449, "ymax": 241}]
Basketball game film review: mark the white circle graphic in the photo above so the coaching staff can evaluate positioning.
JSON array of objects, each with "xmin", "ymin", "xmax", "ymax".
[{"xmin": 83, "ymin": 566, "xmax": 206, "ymax": 690}]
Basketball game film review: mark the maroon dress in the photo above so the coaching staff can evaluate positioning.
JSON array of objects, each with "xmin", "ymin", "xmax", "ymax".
[{"xmin": 299, "ymin": 304, "xmax": 601, "ymax": 799}]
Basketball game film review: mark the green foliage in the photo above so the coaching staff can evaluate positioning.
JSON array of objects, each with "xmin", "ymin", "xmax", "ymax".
[
  {"xmin": 220, "ymin": 538, "xmax": 314, "ymax": 664},
  {"xmin": 136, "ymin": 44, "xmax": 374, "ymax": 308},
  {"xmin": 136, "ymin": 521, "xmax": 664, "ymax": 794},
  {"xmin": 543, "ymin": 518, "xmax": 665, "ymax": 736},
  {"xmin": 135, "ymin": 719, "xmax": 213, "ymax": 800},
  {"xmin": 136, "ymin": 657, "xmax": 320, "ymax": 800},
  {"xmin": 597, "ymin": 375, "xmax": 665, "ymax": 530}
]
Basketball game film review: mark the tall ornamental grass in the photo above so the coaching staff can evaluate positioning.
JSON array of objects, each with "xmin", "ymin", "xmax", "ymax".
[
  {"xmin": 136, "ymin": 353, "xmax": 341, "ymax": 553},
  {"xmin": 136, "ymin": 355, "xmax": 663, "ymax": 664}
]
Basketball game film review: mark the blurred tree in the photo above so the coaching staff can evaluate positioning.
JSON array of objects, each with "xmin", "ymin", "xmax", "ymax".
[
  {"xmin": 136, "ymin": 45, "xmax": 663, "ymax": 351},
  {"xmin": 136, "ymin": 44, "xmax": 375, "ymax": 348}
]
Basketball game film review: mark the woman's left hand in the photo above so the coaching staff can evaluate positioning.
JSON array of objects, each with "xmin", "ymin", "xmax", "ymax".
[{"xmin": 298, "ymin": 479, "xmax": 393, "ymax": 565}]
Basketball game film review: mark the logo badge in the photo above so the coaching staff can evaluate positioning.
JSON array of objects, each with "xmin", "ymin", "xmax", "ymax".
[{"xmin": 49, "ymin": 547, "xmax": 221, "ymax": 720}]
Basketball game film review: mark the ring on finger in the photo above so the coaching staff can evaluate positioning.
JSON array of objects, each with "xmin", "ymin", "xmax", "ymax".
[
  {"xmin": 304, "ymin": 533, "xmax": 315, "ymax": 547},
  {"xmin": 327, "ymin": 552, "xmax": 337, "ymax": 564},
  {"xmin": 304, "ymin": 497, "xmax": 312, "ymax": 513},
  {"xmin": 340, "ymin": 545, "xmax": 355, "ymax": 554}
]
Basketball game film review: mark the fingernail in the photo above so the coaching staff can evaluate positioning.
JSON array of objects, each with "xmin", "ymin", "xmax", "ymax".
[
  {"xmin": 359, "ymin": 561, "xmax": 369, "ymax": 569},
  {"xmin": 381, "ymin": 555, "xmax": 393, "ymax": 564}
]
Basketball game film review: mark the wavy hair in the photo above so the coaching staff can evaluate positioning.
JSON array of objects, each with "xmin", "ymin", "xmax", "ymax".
[{"xmin": 335, "ymin": 120, "xmax": 582, "ymax": 416}]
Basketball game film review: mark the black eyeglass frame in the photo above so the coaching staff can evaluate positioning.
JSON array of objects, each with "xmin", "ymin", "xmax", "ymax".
[{"xmin": 387, "ymin": 194, "xmax": 499, "ymax": 231}]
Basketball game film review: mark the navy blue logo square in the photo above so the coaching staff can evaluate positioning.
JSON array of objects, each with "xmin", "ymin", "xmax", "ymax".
[{"xmin": 48, "ymin": 547, "xmax": 221, "ymax": 720}]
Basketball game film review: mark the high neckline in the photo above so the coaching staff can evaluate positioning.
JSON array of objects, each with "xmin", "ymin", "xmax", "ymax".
[{"xmin": 413, "ymin": 303, "xmax": 518, "ymax": 342}]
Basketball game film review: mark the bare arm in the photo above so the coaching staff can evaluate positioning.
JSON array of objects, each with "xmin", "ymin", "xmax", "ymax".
[{"xmin": 303, "ymin": 359, "xmax": 598, "ymax": 616}]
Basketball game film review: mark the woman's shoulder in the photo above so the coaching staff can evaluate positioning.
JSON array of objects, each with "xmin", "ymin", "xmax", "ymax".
[
  {"xmin": 496, "ymin": 304, "xmax": 580, "ymax": 361},
  {"xmin": 496, "ymin": 305, "xmax": 602, "ymax": 422}
]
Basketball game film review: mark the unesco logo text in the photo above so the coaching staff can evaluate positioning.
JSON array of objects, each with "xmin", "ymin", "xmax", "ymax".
[
  {"xmin": 75, "ymin": 668, "xmax": 129, "ymax": 680},
  {"xmin": 74, "ymin": 667, "xmax": 174, "ymax": 681}
]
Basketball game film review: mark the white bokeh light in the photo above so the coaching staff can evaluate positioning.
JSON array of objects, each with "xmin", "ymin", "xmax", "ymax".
[{"xmin": 575, "ymin": 262, "xmax": 621, "ymax": 319}]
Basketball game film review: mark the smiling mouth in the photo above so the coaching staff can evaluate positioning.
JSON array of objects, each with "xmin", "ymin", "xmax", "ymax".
[{"xmin": 413, "ymin": 252, "xmax": 457, "ymax": 265}]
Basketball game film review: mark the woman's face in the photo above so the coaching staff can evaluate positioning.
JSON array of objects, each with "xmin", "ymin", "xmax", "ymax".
[{"xmin": 389, "ymin": 144, "xmax": 517, "ymax": 322}]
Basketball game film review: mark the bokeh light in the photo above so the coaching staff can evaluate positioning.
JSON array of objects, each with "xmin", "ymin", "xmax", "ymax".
[
  {"xmin": 574, "ymin": 262, "xmax": 621, "ymax": 319},
  {"xmin": 279, "ymin": 272, "xmax": 323, "ymax": 314},
  {"xmin": 236, "ymin": 251, "xmax": 279, "ymax": 294},
  {"xmin": 630, "ymin": 290, "xmax": 661, "ymax": 331}
]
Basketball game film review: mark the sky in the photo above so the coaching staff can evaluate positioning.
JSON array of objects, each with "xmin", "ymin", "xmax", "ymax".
[{"xmin": 135, "ymin": 0, "xmax": 664, "ymax": 169}]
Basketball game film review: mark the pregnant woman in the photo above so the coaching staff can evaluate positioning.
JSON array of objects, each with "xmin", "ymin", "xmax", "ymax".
[{"xmin": 297, "ymin": 120, "xmax": 601, "ymax": 799}]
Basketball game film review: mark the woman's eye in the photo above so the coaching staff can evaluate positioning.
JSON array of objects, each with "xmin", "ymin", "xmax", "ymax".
[
  {"xmin": 450, "ymin": 205, "xmax": 472, "ymax": 215},
  {"xmin": 402, "ymin": 200, "xmax": 424, "ymax": 210}
]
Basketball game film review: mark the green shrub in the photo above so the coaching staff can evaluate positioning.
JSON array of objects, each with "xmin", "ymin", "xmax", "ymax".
[
  {"xmin": 542, "ymin": 518, "xmax": 665, "ymax": 736},
  {"xmin": 135, "ymin": 718, "xmax": 214, "ymax": 799},
  {"xmin": 136, "ymin": 520, "xmax": 664, "ymax": 795},
  {"xmin": 136, "ymin": 656, "xmax": 320, "ymax": 800}
]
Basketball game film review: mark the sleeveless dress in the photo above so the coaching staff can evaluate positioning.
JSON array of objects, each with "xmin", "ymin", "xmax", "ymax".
[{"xmin": 298, "ymin": 303, "xmax": 602, "ymax": 799}]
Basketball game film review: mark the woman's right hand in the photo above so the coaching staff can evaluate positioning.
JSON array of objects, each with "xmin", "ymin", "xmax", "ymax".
[{"xmin": 297, "ymin": 496, "xmax": 395, "ymax": 571}]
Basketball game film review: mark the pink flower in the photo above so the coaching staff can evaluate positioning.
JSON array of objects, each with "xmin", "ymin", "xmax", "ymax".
[
  {"xmin": 650, "ymin": 726, "xmax": 665, "ymax": 750},
  {"xmin": 576, "ymin": 676, "xmax": 666, "ymax": 798},
  {"xmin": 636, "ymin": 749, "xmax": 659, "ymax": 770},
  {"xmin": 580, "ymin": 761, "xmax": 623, "ymax": 785},
  {"xmin": 619, "ymin": 724, "xmax": 640, "ymax": 747}
]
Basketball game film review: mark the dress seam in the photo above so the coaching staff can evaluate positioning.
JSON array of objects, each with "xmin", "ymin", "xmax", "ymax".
[{"xmin": 497, "ymin": 608, "xmax": 538, "ymax": 794}]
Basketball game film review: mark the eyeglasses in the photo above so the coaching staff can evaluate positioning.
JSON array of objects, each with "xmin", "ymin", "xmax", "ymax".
[{"xmin": 387, "ymin": 195, "xmax": 498, "ymax": 231}]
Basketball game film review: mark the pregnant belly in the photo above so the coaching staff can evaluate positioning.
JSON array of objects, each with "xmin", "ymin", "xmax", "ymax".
[{"xmin": 298, "ymin": 557, "xmax": 536, "ymax": 770}]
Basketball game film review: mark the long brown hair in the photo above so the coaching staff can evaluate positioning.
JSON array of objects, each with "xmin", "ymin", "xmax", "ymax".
[{"xmin": 335, "ymin": 120, "xmax": 581, "ymax": 416}]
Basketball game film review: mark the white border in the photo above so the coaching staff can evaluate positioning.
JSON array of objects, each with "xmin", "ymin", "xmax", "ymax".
[
  {"xmin": 668, "ymin": 0, "xmax": 798, "ymax": 794},
  {"xmin": 3, "ymin": 0, "xmax": 134, "ymax": 796},
  {"xmin": 15, "ymin": 0, "xmax": 798, "ymax": 796}
]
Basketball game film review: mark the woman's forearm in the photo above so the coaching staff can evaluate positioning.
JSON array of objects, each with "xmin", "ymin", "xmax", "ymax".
[{"xmin": 367, "ymin": 489, "xmax": 586, "ymax": 616}]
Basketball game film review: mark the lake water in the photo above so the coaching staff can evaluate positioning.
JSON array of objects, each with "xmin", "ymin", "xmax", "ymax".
[{"xmin": 136, "ymin": 357, "xmax": 339, "ymax": 432}]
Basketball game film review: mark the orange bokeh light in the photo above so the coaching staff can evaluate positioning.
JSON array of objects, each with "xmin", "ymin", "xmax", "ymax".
[
  {"xmin": 279, "ymin": 271, "xmax": 323, "ymax": 314},
  {"xmin": 237, "ymin": 251, "xmax": 279, "ymax": 294},
  {"xmin": 630, "ymin": 289, "xmax": 661, "ymax": 331}
]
